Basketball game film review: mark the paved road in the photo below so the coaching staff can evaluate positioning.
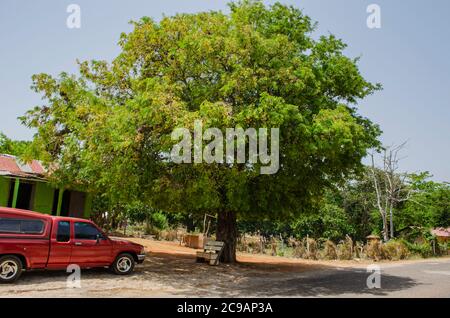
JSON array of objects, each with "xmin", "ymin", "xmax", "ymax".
[{"xmin": 283, "ymin": 259, "xmax": 450, "ymax": 297}]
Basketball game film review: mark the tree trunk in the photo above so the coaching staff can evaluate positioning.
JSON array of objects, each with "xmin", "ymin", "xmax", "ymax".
[
  {"xmin": 382, "ymin": 215, "xmax": 389, "ymax": 242},
  {"xmin": 216, "ymin": 211, "xmax": 237, "ymax": 263},
  {"xmin": 185, "ymin": 214, "xmax": 196, "ymax": 233},
  {"xmin": 389, "ymin": 205, "xmax": 394, "ymax": 239}
]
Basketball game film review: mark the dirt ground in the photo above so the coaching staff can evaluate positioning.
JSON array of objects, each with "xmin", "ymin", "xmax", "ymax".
[{"xmin": 1, "ymin": 238, "xmax": 448, "ymax": 298}]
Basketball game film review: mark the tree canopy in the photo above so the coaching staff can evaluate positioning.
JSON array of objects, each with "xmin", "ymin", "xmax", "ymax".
[
  {"xmin": 0, "ymin": 132, "xmax": 31, "ymax": 157},
  {"xmin": 22, "ymin": 0, "xmax": 381, "ymax": 262}
]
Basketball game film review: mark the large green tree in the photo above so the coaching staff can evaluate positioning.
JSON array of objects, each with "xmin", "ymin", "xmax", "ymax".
[
  {"xmin": 0, "ymin": 132, "xmax": 31, "ymax": 157},
  {"xmin": 22, "ymin": 1, "xmax": 380, "ymax": 262},
  {"xmin": 397, "ymin": 173, "xmax": 450, "ymax": 230}
]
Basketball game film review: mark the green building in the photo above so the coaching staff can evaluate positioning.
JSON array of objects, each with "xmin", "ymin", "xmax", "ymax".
[{"xmin": 0, "ymin": 154, "xmax": 91, "ymax": 218}]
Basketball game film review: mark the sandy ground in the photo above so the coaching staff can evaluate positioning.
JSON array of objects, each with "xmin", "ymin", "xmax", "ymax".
[{"xmin": 1, "ymin": 238, "xmax": 449, "ymax": 298}]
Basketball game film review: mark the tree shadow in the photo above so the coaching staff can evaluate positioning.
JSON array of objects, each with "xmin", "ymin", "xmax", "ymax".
[
  {"xmin": 234, "ymin": 267, "xmax": 418, "ymax": 297},
  {"xmin": 9, "ymin": 251, "xmax": 418, "ymax": 297},
  {"xmin": 136, "ymin": 251, "xmax": 419, "ymax": 297}
]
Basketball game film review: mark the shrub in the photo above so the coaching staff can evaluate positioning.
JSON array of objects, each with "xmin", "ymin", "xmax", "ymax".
[
  {"xmin": 322, "ymin": 240, "xmax": 338, "ymax": 260},
  {"xmin": 305, "ymin": 237, "xmax": 318, "ymax": 260},
  {"xmin": 237, "ymin": 235, "xmax": 264, "ymax": 253},
  {"xmin": 382, "ymin": 240, "xmax": 409, "ymax": 260},
  {"xmin": 438, "ymin": 242, "xmax": 449, "ymax": 255},
  {"xmin": 354, "ymin": 241, "xmax": 364, "ymax": 259},
  {"xmin": 157, "ymin": 229, "xmax": 179, "ymax": 241},
  {"xmin": 292, "ymin": 240, "xmax": 306, "ymax": 258},
  {"xmin": 270, "ymin": 237, "xmax": 278, "ymax": 256},
  {"xmin": 366, "ymin": 240, "xmax": 383, "ymax": 261},
  {"xmin": 144, "ymin": 223, "xmax": 158, "ymax": 235},
  {"xmin": 288, "ymin": 237, "xmax": 298, "ymax": 248},
  {"xmin": 151, "ymin": 211, "xmax": 169, "ymax": 230},
  {"xmin": 277, "ymin": 249, "xmax": 286, "ymax": 257},
  {"xmin": 237, "ymin": 241, "xmax": 248, "ymax": 252},
  {"xmin": 337, "ymin": 236, "xmax": 354, "ymax": 260},
  {"xmin": 254, "ymin": 240, "xmax": 266, "ymax": 254},
  {"xmin": 404, "ymin": 241, "xmax": 433, "ymax": 258}
]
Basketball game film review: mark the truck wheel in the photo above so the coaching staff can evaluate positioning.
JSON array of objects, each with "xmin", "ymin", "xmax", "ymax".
[
  {"xmin": 111, "ymin": 253, "xmax": 135, "ymax": 275},
  {"xmin": 0, "ymin": 255, "xmax": 23, "ymax": 283}
]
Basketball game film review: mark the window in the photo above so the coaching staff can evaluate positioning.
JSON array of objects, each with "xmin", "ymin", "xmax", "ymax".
[
  {"xmin": 0, "ymin": 218, "xmax": 44, "ymax": 234},
  {"xmin": 74, "ymin": 222, "xmax": 101, "ymax": 240},
  {"xmin": 7, "ymin": 182, "xmax": 33, "ymax": 210},
  {"xmin": 0, "ymin": 218, "xmax": 20, "ymax": 233},
  {"xmin": 20, "ymin": 220, "xmax": 44, "ymax": 234},
  {"xmin": 56, "ymin": 221, "xmax": 70, "ymax": 242}
]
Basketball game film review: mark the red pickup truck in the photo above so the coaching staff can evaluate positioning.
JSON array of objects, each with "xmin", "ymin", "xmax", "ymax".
[{"xmin": 0, "ymin": 207, "xmax": 145, "ymax": 283}]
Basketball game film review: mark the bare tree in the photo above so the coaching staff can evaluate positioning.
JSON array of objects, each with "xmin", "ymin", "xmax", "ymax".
[{"xmin": 369, "ymin": 142, "xmax": 412, "ymax": 241}]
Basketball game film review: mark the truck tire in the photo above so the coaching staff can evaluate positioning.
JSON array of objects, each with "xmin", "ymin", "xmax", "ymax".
[
  {"xmin": 111, "ymin": 253, "xmax": 135, "ymax": 275},
  {"xmin": 0, "ymin": 255, "xmax": 23, "ymax": 283}
]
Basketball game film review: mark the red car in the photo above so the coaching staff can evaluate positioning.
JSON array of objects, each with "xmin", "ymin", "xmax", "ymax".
[{"xmin": 0, "ymin": 207, "xmax": 145, "ymax": 283}]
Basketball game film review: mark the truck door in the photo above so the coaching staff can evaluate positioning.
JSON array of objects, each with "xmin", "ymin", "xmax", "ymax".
[
  {"xmin": 70, "ymin": 221, "xmax": 112, "ymax": 266},
  {"xmin": 47, "ymin": 220, "xmax": 72, "ymax": 269}
]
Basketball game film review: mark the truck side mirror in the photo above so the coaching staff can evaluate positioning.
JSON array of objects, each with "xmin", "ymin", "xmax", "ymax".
[{"xmin": 96, "ymin": 233, "xmax": 101, "ymax": 244}]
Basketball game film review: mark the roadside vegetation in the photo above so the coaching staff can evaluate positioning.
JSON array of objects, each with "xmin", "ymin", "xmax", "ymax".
[{"xmin": 91, "ymin": 166, "xmax": 449, "ymax": 262}]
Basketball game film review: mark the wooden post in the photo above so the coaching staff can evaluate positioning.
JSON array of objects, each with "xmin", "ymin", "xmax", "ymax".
[
  {"xmin": 260, "ymin": 234, "xmax": 264, "ymax": 254},
  {"xmin": 306, "ymin": 234, "xmax": 310, "ymax": 253},
  {"xmin": 203, "ymin": 213, "xmax": 207, "ymax": 235},
  {"xmin": 280, "ymin": 234, "xmax": 284, "ymax": 254}
]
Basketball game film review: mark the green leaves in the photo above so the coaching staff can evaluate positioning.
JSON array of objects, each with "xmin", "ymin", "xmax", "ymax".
[
  {"xmin": 23, "ymin": 1, "xmax": 381, "ymax": 222},
  {"xmin": 399, "ymin": 175, "xmax": 450, "ymax": 229},
  {"xmin": 0, "ymin": 133, "xmax": 31, "ymax": 158}
]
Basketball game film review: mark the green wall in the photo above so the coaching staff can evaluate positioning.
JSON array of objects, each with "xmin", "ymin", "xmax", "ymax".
[
  {"xmin": 33, "ymin": 182, "xmax": 55, "ymax": 214},
  {"xmin": 0, "ymin": 176, "xmax": 91, "ymax": 218},
  {"xmin": 84, "ymin": 193, "xmax": 92, "ymax": 218},
  {"xmin": 0, "ymin": 177, "xmax": 10, "ymax": 207}
]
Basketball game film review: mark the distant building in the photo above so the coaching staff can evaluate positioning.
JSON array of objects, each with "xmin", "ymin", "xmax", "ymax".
[
  {"xmin": 0, "ymin": 154, "xmax": 91, "ymax": 218},
  {"xmin": 431, "ymin": 227, "xmax": 450, "ymax": 243}
]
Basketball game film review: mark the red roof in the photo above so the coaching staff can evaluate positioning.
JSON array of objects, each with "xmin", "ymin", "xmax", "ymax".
[
  {"xmin": 29, "ymin": 160, "xmax": 45, "ymax": 174},
  {"xmin": 0, "ymin": 155, "xmax": 20, "ymax": 173},
  {"xmin": 431, "ymin": 228, "xmax": 450, "ymax": 238},
  {"xmin": 0, "ymin": 154, "xmax": 46, "ymax": 178}
]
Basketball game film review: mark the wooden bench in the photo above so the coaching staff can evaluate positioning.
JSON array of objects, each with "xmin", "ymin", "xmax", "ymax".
[{"xmin": 196, "ymin": 240, "xmax": 225, "ymax": 266}]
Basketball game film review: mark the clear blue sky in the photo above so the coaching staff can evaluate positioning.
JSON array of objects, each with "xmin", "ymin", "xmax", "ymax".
[{"xmin": 0, "ymin": 0, "xmax": 449, "ymax": 181}]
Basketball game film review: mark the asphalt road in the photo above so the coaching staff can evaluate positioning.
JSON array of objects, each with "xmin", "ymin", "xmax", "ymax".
[{"xmin": 290, "ymin": 259, "xmax": 450, "ymax": 298}]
